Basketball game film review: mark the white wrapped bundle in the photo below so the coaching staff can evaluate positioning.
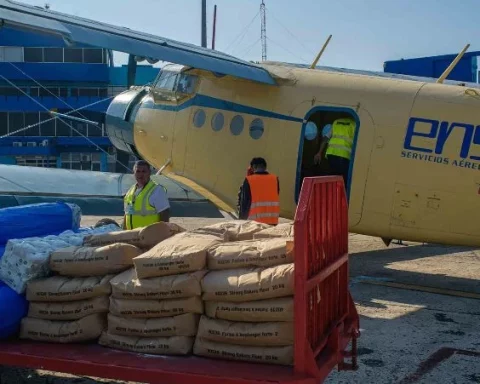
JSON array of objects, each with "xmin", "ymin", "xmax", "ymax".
[{"xmin": 0, "ymin": 224, "xmax": 119, "ymax": 294}]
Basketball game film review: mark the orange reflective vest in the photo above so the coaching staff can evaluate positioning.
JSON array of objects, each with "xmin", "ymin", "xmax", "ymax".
[{"xmin": 246, "ymin": 173, "xmax": 280, "ymax": 225}]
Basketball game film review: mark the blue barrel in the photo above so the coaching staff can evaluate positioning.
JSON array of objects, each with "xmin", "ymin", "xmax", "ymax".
[
  {"xmin": 0, "ymin": 282, "xmax": 28, "ymax": 339},
  {"xmin": 0, "ymin": 202, "xmax": 80, "ymax": 246}
]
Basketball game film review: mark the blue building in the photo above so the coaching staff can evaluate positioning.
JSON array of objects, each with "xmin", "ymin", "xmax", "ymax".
[
  {"xmin": 0, "ymin": 27, "xmax": 159, "ymax": 172},
  {"xmin": 384, "ymin": 51, "xmax": 480, "ymax": 83}
]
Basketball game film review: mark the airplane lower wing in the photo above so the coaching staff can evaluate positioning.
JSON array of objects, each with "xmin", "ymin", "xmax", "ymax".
[
  {"xmin": 0, "ymin": 165, "xmax": 227, "ymax": 218},
  {"xmin": 0, "ymin": 0, "xmax": 277, "ymax": 85}
]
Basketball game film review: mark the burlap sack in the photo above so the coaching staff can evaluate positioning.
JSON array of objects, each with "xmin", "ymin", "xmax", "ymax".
[
  {"xmin": 99, "ymin": 332, "xmax": 194, "ymax": 355},
  {"xmin": 194, "ymin": 338, "xmax": 293, "ymax": 366},
  {"xmin": 110, "ymin": 268, "xmax": 206, "ymax": 300},
  {"xmin": 201, "ymin": 263, "xmax": 294, "ymax": 302},
  {"xmin": 108, "ymin": 313, "xmax": 199, "ymax": 337},
  {"xmin": 133, "ymin": 232, "xmax": 222, "ymax": 278},
  {"xmin": 19, "ymin": 313, "xmax": 106, "ymax": 343},
  {"xmin": 197, "ymin": 315, "xmax": 293, "ymax": 346},
  {"xmin": 253, "ymin": 223, "xmax": 294, "ymax": 239},
  {"xmin": 49, "ymin": 243, "xmax": 142, "ymax": 277},
  {"xmin": 28, "ymin": 296, "xmax": 109, "ymax": 320},
  {"xmin": 205, "ymin": 297, "xmax": 294, "ymax": 322},
  {"xmin": 195, "ymin": 220, "xmax": 270, "ymax": 241},
  {"xmin": 26, "ymin": 275, "xmax": 113, "ymax": 302},
  {"xmin": 83, "ymin": 222, "xmax": 185, "ymax": 249},
  {"xmin": 207, "ymin": 238, "xmax": 294, "ymax": 270},
  {"xmin": 109, "ymin": 296, "xmax": 204, "ymax": 318}
]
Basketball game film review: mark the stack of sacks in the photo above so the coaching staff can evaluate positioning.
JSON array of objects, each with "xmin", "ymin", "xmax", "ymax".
[
  {"xmin": 20, "ymin": 241, "xmax": 142, "ymax": 343},
  {"xmin": 83, "ymin": 222, "xmax": 185, "ymax": 251},
  {"xmin": 253, "ymin": 222, "xmax": 294, "ymax": 240},
  {"xmin": 98, "ymin": 229, "xmax": 224, "ymax": 356},
  {"xmin": 0, "ymin": 224, "xmax": 119, "ymax": 294},
  {"xmin": 194, "ymin": 236, "xmax": 296, "ymax": 366},
  {"xmin": 194, "ymin": 220, "xmax": 271, "ymax": 241}
]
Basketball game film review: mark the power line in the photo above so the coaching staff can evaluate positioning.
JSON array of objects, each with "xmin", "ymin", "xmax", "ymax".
[
  {"xmin": 266, "ymin": 6, "xmax": 316, "ymax": 57},
  {"xmin": 265, "ymin": 6, "xmax": 318, "ymax": 63},
  {"xmin": 267, "ymin": 37, "xmax": 308, "ymax": 63},
  {"xmin": 239, "ymin": 37, "xmax": 261, "ymax": 58},
  {"xmin": 224, "ymin": 10, "xmax": 260, "ymax": 54}
]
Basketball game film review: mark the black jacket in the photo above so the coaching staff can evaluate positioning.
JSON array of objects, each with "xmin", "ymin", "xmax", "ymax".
[{"xmin": 237, "ymin": 171, "xmax": 280, "ymax": 220}]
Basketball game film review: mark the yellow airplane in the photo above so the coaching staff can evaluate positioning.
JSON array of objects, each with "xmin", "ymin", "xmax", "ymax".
[{"xmin": 1, "ymin": 1, "xmax": 480, "ymax": 247}]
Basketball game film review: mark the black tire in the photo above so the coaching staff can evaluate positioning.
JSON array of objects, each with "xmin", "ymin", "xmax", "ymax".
[{"xmin": 94, "ymin": 218, "xmax": 121, "ymax": 229}]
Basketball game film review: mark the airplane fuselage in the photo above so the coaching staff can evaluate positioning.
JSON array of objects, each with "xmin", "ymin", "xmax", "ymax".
[{"xmin": 106, "ymin": 63, "xmax": 480, "ymax": 247}]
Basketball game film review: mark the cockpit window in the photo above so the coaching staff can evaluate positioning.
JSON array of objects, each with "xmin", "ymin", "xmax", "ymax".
[
  {"xmin": 155, "ymin": 70, "xmax": 177, "ymax": 91},
  {"xmin": 153, "ymin": 70, "xmax": 198, "ymax": 96}
]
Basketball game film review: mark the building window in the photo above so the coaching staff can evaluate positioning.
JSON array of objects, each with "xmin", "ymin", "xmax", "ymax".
[
  {"xmin": 0, "ymin": 87, "xmax": 23, "ymax": 96},
  {"xmin": 40, "ymin": 112, "xmax": 55, "ymax": 136},
  {"xmin": 0, "ymin": 112, "xmax": 7, "ymax": 136},
  {"xmin": 8, "ymin": 112, "xmax": 25, "ymax": 135},
  {"xmin": 64, "ymin": 48, "xmax": 83, "ymax": 63},
  {"xmin": 39, "ymin": 87, "xmax": 59, "ymax": 97},
  {"xmin": 2, "ymin": 47, "xmax": 24, "ymax": 62},
  {"xmin": 230, "ymin": 115, "xmax": 244, "ymax": 136},
  {"xmin": 249, "ymin": 118, "xmax": 264, "ymax": 140},
  {"xmin": 44, "ymin": 48, "xmax": 63, "ymax": 62},
  {"xmin": 30, "ymin": 87, "xmax": 40, "ymax": 97},
  {"xmin": 79, "ymin": 88, "xmax": 99, "ymax": 97},
  {"xmin": 56, "ymin": 118, "xmax": 71, "ymax": 136},
  {"xmin": 24, "ymin": 48, "xmax": 43, "ymax": 62},
  {"xmin": 24, "ymin": 112, "xmax": 40, "ymax": 136},
  {"xmin": 83, "ymin": 48, "xmax": 103, "ymax": 64}
]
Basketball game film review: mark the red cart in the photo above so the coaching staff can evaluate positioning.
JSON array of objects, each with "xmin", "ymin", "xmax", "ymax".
[{"xmin": 0, "ymin": 176, "xmax": 360, "ymax": 384}]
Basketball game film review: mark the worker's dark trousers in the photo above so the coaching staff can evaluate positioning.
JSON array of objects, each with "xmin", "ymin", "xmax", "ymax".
[{"xmin": 327, "ymin": 155, "xmax": 350, "ymax": 188}]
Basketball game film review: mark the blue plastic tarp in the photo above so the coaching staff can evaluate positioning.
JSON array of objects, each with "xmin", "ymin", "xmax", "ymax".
[
  {"xmin": 0, "ymin": 281, "xmax": 28, "ymax": 339},
  {"xmin": 0, "ymin": 202, "xmax": 79, "ymax": 246}
]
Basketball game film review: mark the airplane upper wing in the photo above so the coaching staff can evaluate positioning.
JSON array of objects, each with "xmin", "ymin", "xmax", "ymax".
[{"xmin": 0, "ymin": 0, "xmax": 277, "ymax": 85}]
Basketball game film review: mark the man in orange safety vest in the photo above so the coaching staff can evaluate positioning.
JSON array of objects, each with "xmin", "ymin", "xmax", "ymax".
[{"xmin": 237, "ymin": 157, "xmax": 280, "ymax": 225}]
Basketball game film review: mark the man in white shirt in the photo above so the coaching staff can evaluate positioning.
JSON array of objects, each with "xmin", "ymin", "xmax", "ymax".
[{"xmin": 123, "ymin": 160, "xmax": 170, "ymax": 230}]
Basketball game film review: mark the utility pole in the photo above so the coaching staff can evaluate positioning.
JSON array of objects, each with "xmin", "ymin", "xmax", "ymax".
[
  {"xmin": 201, "ymin": 0, "xmax": 207, "ymax": 48},
  {"xmin": 212, "ymin": 5, "xmax": 217, "ymax": 49},
  {"xmin": 260, "ymin": 0, "xmax": 267, "ymax": 61}
]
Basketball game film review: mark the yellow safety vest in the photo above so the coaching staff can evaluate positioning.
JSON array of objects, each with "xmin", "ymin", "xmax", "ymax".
[
  {"xmin": 124, "ymin": 180, "xmax": 160, "ymax": 230},
  {"xmin": 325, "ymin": 118, "xmax": 356, "ymax": 160}
]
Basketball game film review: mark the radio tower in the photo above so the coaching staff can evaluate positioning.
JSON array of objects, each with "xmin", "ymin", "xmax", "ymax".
[{"xmin": 260, "ymin": 0, "xmax": 267, "ymax": 61}]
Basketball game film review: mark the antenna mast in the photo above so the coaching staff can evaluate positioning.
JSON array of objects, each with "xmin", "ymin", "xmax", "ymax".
[{"xmin": 260, "ymin": 0, "xmax": 267, "ymax": 61}]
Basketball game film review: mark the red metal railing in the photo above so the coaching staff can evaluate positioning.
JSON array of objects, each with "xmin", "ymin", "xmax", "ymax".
[{"xmin": 294, "ymin": 176, "xmax": 360, "ymax": 382}]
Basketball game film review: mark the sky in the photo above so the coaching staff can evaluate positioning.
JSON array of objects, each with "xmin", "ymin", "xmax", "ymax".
[{"xmin": 17, "ymin": 0, "xmax": 480, "ymax": 71}]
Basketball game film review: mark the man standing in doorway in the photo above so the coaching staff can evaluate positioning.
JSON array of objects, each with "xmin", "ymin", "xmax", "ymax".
[
  {"xmin": 123, "ymin": 160, "xmax": 170, "ymax": 230},
  {"xmin": 324, "ymin": 117, "xmax": 355, "ymax": 188},
  {"xmin": 237, "ymin": 157, "xmax": 280, "ymax": 225}
]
